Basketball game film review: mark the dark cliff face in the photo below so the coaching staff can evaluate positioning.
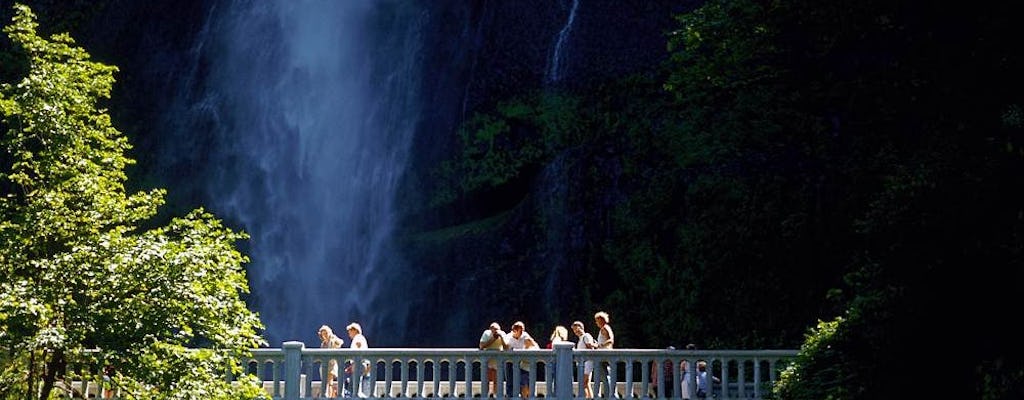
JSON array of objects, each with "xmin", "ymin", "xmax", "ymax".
[
  {"xmin": 63, "ymin": 0, "xmax": 215, "ymax": 212},
  {"xmin": 413, "ymin": 0, "xmax": 692, "ymax": 144},
  {"xmin": 403, "ymin": 0, "xmax": 698, "ymax": 345},
  {"xmin": 4, "ymin": 0, "xmax": 697, "ymax": 345},
  {"xmin": 408, "ymin": 0, "xmax": 694, "ymax": 225}
]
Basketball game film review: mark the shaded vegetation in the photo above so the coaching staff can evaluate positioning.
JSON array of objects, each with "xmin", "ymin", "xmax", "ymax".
[{"xmin": 431, "ymin": 0, "xmax": 1024, "ymax": 397}]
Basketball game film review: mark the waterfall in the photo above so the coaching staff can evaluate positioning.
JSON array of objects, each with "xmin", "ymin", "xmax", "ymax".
[
  {"xmin": 159, "ymin": 0, "xmax": 424, "ymax": 346},
  {"xmin": 546, "ymin": 0, "xmax": 580, "ymax": 84}
]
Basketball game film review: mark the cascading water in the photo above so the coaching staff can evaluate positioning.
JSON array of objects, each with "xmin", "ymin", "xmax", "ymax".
[
  {"xmin": 546, "ymin": 0, "xmax": 580, "ymax": 84},
  {"xmin": 159, "ymin": 0, "xmax": 424, "ymax": 346}
]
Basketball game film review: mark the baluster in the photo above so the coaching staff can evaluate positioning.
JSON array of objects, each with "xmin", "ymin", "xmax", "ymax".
[
  {"xmin": 684, "ymin": 359, "xmax": 697, "ymax": 400},
  {"xmin": 548, "ymin": 355, "xmax": 555, "ymax": 398},
  {"xmin": 432, "ymin": 359, "xmax": 441, "ymax": 397},
  {"xmin": 609, "ymin": 359, "xmax": 619, "ymax": 399},
  {"xmin": 672, "ymin": 357, "xmax": 682, "ymax": 400},
  {"xmin": 754, "ymin": 358, "xmax": 763, "ymax": 399},
  {"xmin": 416, "ymin": 358, "xmax": 426, "ymax": 397},
  {"xmin": 400, "ymin": 359, "xmax": 410, "ymax": 397},
  {"xmin": 737, "ymin": 358, "xmax": 746, "ymax": 399},
  {"xmin": 446, "ymin": 360, "xmax": 456, "ymax": 398},
  {"xmin": 644, "ymin": 357, "xmax": 654, "ymax": 399},
  {"xmin": 269, "ymin": 360, "xmax": 280, "ymax": 398},
  {"xmin": 369, "ymin": 358, "xmax": 379, "ymax": 398},
  {"xmin": 624, "ymin": 358, "xmax": 634, "ymax": 399},
  {"xmin": 511, "ymin": 358, "xmax": 521, "ymax": 398},
  {"xmin": 384, "ymin": 360, "xmax": 395, "ymax": 397},
  {"xmin": 575, "ymin": 358, "xmax": 584, "ymax": 399},
  {"xmin": 463, "ymin": 359, "xmax": 473, "ymax": 398}
]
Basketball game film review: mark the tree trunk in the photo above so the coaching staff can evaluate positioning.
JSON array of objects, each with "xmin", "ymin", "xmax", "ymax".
[
  {"xmin": 25, "ymin": 350, "xmax": 35, "ymax": 400},
  {"xmin": 38, "ymin": 349, "xmax": 65, "ymax": 400}
]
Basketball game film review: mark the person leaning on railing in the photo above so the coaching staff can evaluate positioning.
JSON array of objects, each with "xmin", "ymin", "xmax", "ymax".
[
  {"xmin": 505, "ymin": 321, "xmax": 538, "ymax": 398},
  {"xmin": 478, "ymin": 322, "xmax": 507, "ymax": 394}
]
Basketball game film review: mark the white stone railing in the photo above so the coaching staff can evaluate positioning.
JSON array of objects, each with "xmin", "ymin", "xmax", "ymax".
[{"xmin": 236, "ymin": 342, "xmax": 798, "ymax": 400}]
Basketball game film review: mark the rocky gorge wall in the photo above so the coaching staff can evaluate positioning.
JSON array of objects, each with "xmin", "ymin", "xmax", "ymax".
[
  {"xmin": 3, "ymin": 0, "xmax": 698, "ymax": 346},
  {"xmin": 403, "ymin": 0, "xmax": 698, "ymax": 345}
]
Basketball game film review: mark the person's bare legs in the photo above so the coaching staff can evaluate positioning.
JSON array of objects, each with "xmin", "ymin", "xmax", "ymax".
[
  {"xmin": 487, "ymin": 367, "xmax": 497, "ymax": 395},
  {"xmin": 326, "ymin": 373, "xmax": 337, "ymax": 397},
  {"xmin": 583, "ymin": 372, "xmax": 593, "ymax": 398},
  {"xmin": 519, "ymin": 369, "xmax": 530, "ymax": 398}
]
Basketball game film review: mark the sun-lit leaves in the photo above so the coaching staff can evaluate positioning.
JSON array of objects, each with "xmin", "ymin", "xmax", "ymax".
[{"xmin": 0, "ymin": 5, "xmax": 265, "ymax": 399}]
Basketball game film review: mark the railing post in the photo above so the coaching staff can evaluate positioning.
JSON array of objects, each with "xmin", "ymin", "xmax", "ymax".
[
  {"xmin": 554, "ymin": 342, "xmax": 573, "ymax": 400},
  {"xmin": 284, "ymin": 341, "xmax": 305, "ymax": 400}
]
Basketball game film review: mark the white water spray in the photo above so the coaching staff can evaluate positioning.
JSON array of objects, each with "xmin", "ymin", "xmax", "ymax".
[
  {"xmin": 163, "ymin": 1, "xmax": 423, "ymax": 346},
  {"xmin": 547, "ymin": 0, "xmax": 580, "ymax": 84}
]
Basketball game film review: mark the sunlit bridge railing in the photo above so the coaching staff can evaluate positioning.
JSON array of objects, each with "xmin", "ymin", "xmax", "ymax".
[
  {"xmin": 49, "ymin": 343, "xmax": 796, "ymax": 399},
  {"xmin": 234, "ymin": 342, "xmax": 797, "ymax": 400}
]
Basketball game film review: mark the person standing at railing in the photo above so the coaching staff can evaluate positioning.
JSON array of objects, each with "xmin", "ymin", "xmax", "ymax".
[
  {"xmin": 479, "ymin": 322, "xmax": 508, "ymax": 395},
  {"xmin": 571, "ymin": 321, "xmax": 598, "ymax": 398},
  {"xmin": 548, "ymin": 325, "xmax": 569, "ymax": 348},
  {"xmin": 319, "ymin": 325, "xmax": 345, "ymax": 397},
  {"xmin": 547, "ymin": 326, "xmax": 570, "ymax": 394},
  {"xmin": 695, "ymin": 360, "xmax": 719, "ymax": 398},
  {"xmin": 504, "ymin": 321, "xmax": 538, "ymax": 398},
  {"xmin": 593, "ymin": 311, "xmax": 615, "ymax": 398},
  {"xmin": 345, "ymin": 322, "xmax": 372, "ymax": 398},
  {"xmin": 650, "ymin": 346, "xmax": 676, "ymax": 398},
  {"xmin": 680, "ymin": 343, "xmax": 697, "ymax": 399}
]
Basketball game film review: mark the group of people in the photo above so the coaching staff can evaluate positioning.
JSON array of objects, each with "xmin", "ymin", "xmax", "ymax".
[
  {"xmin": 650, "ymin": 344, "xmax": 718, "ymax": 399},
  {"xmin": 478, "ymin": 311, "xmax": 615, "ymax": 398},
  {"xmin": 317, "ymin": 322, "xmax": 371, "ymax": 398},
  {"xmin": 315, "ymin": 312, "xmax": 713, "ymax": 399}
]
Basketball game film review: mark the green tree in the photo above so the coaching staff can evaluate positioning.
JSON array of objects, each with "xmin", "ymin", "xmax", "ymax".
[{"xmin": 0, "ymin": 5, "xmax": 266, "ymax": 399}]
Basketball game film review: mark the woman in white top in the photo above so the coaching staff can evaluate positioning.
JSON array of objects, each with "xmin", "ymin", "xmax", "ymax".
[
  {"xmin": 571, "ymin": 321, "xmax": 597, "ymax": 398},
  {"xmin": 318, "ymin": 325, "xmax": 344, "ymax": 397}
]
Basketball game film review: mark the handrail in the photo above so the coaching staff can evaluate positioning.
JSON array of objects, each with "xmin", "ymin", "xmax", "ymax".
[{"xmin": 237, "ymin": 342, "xmax": 798, "ymax": 400}]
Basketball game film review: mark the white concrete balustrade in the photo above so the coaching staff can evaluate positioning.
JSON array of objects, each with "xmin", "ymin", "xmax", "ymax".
[{"xmin": 236, "ymin": 342, "xmax": 797, "ymax": 400}]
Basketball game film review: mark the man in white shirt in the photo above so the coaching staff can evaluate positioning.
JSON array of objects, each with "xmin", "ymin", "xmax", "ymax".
[
  {"xmin": 346, "ymin": 323, "xmax": 372, "ymax": 398},
  {"xmin": 478, "ymin": 322, "xmax": 507, "ymax": 394}
]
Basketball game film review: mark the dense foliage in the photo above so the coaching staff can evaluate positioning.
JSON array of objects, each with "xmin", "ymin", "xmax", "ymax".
[
  {"xmin": 4, "ymin": 0, "xmax": 1022, "ymax": 397},
  {"xmin": 0, "ymin": 5, "xmax": 266, "ymax": 400},
  {"xmin": 433, "ymin": 0, "xmax": 1024, "ymax": 397}
]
